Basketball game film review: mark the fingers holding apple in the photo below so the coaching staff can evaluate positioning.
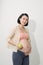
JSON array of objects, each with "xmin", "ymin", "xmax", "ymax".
[{"xmin": 17, "ymin": 43, "xmax": 23, "ymax": 49}]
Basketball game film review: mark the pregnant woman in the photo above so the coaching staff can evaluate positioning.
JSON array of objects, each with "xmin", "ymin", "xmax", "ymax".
[{"xmin": 7, "ymin": 13, "xmax": 32, "ymax": 65}]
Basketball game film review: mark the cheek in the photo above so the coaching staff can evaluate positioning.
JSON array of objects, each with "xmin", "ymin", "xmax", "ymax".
[
  {"xmin": 20, "ymin": 20, "xmax": 23, "ymax": 24},
  {"xmin": 21, "ymin": 19, "xmax": 24, "ymax": 23},
  {"xmin": 26, "ymin": 21, "xmax": 28, "ymax": 23}
]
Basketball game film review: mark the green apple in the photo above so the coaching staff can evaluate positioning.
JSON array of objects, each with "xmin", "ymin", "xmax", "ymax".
[{"xmin": 18, "ymin": 43, "xmax": 23, "ymax": 49}]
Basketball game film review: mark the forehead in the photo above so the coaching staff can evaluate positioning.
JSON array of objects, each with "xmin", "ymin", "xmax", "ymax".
[{"xmin": 22, "ymin": 15, "xmax": 28, "ymax": 19}]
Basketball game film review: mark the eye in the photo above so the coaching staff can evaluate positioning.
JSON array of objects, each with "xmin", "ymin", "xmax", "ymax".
[{"xmin": 23, "ymin": 18, "xmax": 25, "ymax": 20}]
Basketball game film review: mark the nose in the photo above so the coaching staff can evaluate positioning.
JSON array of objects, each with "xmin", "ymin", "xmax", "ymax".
[
  {"xmin": 23, "ymin": 21, "xmax": 26, "ymax": 24},
  {"xmin": 24, "ymin": 20, "xmax": 27, "ymax": 23},
  {"xmin": 23, "ymin": 19, "xmax": 26, "ymax": 22}
]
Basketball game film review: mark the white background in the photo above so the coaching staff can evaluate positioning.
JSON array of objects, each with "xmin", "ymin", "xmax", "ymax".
[{"xmin": 0, "ymin": 0, "xmax": 43, "ymax": 65}]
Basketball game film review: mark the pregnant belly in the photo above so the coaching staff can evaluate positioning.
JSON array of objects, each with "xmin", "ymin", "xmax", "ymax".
[
  {"xmin": 19, "ymin": 39, "xmax": 31, "ymax": 53},
  {"xmin": 20, "ymin": 39, "xmax": 29, "ymax": 48}
]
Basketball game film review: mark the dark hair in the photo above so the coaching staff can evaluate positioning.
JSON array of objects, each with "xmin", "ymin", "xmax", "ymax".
[{"xmin": 17, "ymin": 13, "xmax": 29, "ymax": 26}]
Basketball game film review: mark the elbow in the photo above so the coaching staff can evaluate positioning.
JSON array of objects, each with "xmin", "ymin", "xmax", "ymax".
[{"xmin": 8, "ymin": 38, "xmax": 11, "ymax": 43}]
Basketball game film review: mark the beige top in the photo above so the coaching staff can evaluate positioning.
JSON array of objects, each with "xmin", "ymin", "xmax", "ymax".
[{"xmin": 7, "ymin": 25, "xmax": 31, "ymax": 52}]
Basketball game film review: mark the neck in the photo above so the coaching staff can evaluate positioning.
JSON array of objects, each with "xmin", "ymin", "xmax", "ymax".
[{"xmin": 19, "ymin": 24, "xmax": 24, "ymax": 29}]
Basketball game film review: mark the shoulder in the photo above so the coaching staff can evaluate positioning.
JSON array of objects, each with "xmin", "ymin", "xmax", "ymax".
[
  {"xmin": 12, "ymin": 25, "xmax": 20, "ymax": 33},
  {"xmin": 10, "ymin": 25, "xmax": 18, "ymax": 35},
  {"xmin": 15, "ymin": 25, "xmax": 20, "ymax": 30},
  {"xmin": 13, "ymin": 25, "xmax": 18, "ymax": 31}
]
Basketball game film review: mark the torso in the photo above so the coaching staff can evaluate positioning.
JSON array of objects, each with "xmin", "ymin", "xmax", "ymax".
[{"xmin": 17, "ymin": 25, "xmax": 31, "ymax": 55}]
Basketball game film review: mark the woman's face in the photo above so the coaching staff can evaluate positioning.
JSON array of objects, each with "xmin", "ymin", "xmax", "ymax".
[{"xmin": 20, "ymin": 15, "xmax": 29, "ymax": 26}]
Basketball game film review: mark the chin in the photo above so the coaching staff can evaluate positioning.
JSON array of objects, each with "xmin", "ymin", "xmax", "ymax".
[{"xmin": 22, "ymin": 23, "xmax": 25, "ymax": 26}]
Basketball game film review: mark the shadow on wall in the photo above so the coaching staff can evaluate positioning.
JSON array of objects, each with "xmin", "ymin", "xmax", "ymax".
[{"xmin": 28, "ymin": 19, "xmax": 40, "ymax": 65}]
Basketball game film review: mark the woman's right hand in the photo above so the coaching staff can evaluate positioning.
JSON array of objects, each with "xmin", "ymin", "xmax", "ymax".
[
  {"xmin": 18, "ymin": 43, "xmax": 23, "ymax": 49},
  {"xmin": 17, "ymin": 43, "xmax": 23, "ymax": 49}
]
